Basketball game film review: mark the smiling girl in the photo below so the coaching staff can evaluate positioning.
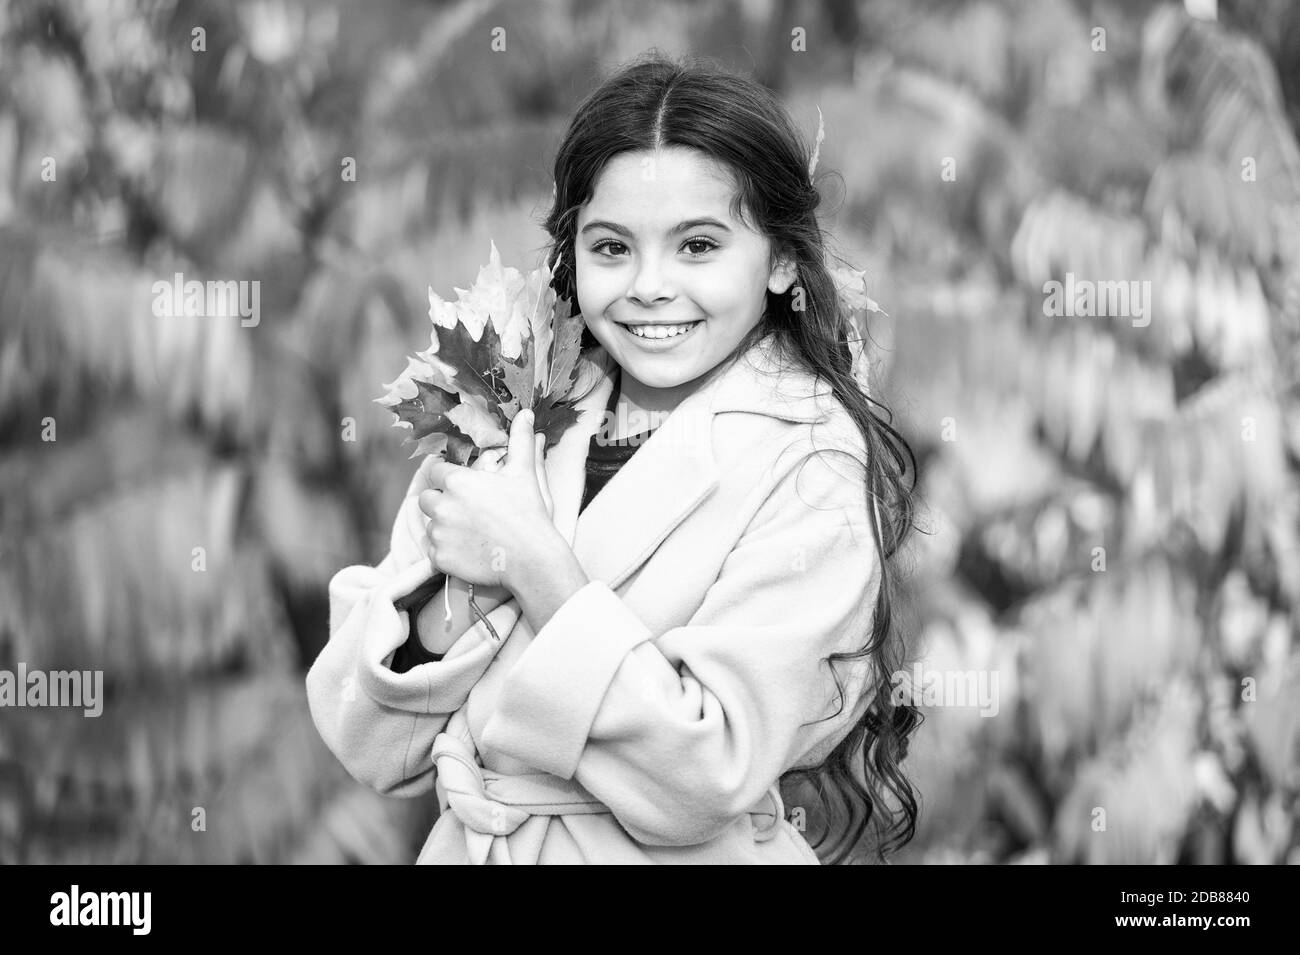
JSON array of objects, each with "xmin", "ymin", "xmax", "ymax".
[{"xmin": 307, "ymin": 52, "xmax": 921, "ymax": 865}]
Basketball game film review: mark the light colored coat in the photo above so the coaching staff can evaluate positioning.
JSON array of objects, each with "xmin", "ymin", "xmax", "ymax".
[{"xmin": 305, "ymin": 332, "xmax": 882, "ymax": 864}]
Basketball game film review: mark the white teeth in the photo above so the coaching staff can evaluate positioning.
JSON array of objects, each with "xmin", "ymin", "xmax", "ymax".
[{"xmin": 625, "ymin": 322, "xmax": 699, "ymax": 339}]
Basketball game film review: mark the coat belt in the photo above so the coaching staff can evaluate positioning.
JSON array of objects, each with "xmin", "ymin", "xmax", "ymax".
[{"xmin": 431, "ymin": 723, "xmax": 786, "ymax": 864}]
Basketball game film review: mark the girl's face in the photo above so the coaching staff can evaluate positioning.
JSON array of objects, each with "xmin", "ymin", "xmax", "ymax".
[{"xmin": 574, "ymin": 147, "xmax": 797, "ymax": 393}]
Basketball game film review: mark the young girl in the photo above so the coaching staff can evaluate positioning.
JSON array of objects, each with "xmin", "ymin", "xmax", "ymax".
[{"xmin": 306, "ymin": 52, "xmax": 921, "ymax": 865}]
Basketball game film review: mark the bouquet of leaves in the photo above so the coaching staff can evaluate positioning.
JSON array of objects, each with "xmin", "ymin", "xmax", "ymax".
[{"xmin": 375, "ymin": 242, "xmax": 587, "ymax": 637}]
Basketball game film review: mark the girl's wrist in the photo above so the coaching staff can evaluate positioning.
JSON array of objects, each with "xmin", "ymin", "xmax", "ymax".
[
  {"xmin": 415, "ymin": 576, "xmax": 509, "ymax": 654},
  {"xmin": 506, "ymin": 524, "xmax": 590, "ymax": 634}
]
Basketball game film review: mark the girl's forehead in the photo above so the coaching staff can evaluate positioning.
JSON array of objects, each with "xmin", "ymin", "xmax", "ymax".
[{"xmin": 580, "ymin": 149, "xmax": 743, "ymax": 229}]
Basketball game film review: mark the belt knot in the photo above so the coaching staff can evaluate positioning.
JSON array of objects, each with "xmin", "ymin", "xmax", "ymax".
[{"xmin": 431, "ymin": 729, "xmax": 787, "ymax": 863}]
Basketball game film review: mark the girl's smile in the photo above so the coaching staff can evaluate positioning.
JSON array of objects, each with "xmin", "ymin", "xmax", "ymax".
[{"xmin": 613, "ymin": 318, "xmax": 704, "ymax": 346}]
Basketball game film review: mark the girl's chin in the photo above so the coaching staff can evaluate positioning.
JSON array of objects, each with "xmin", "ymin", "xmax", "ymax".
[
  {"xmin": 619, "ymin": 352, "xmax": 726, "ymax": 392},
  {"xmin": 626, "ymin": 368, "xmax": 692, "ymax": 390}
]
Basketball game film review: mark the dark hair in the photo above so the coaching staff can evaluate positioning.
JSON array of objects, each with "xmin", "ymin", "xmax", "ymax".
[{"xmin": 537, "ymin": 51, "xmax": 922, "ymax": 864}]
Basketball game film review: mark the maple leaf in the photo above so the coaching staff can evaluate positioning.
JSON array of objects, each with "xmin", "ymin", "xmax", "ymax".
[
  {"xmin": 428, "ymin": 317, "xmax": 512, "ymax": 408},
  {"xmin": 526, "ymin": 260, "xmax": 557, "ymax": 393},
  {"xmin": 827, "ymin": 265, "xmax": 887, "ymax": 398},
  {"xmin": 376, "ymin": 354, "xmax": 456, "ymax": 406},
  {"xmin": 529, "ymin": 392, "xmax": 583, "ymax": 447},
  {"xmin": 447, "ymin": 393, "xmax": 509, "ymax": 448},
  {"xmin": 379, "ymin": 376, "xmax": 476, "ymax": 460},
  {"xmin": 385, "ymin": 375, "xmax": 456, "ymax": 433},
  {"xmin": 545, "ymin": 302, "xmax": 585, "ymax": 396},
  {"xmin": 496, "ymin": 254, "xmax": 562, "ymax": 409},
  {"xmin": 830, "ymin": 264, "xmax": 887, "ymax": 317},
  {"xmin": 429, "ymin": 240, "xmax": 529, "ymax": 356}
]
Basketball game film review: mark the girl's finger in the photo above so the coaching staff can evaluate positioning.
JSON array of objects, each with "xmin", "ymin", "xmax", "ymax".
[
  {"xmin": 426, "ymin": 460, "xmax": 460, "ymax": 492},
  {"xmin": 475, "ymin": 446, "xmax": 506, "ymax": 472},
  {"xmin": 418, "ymin": 488, "xmax": 441, "ymax": 519},
  {"xmin": 505, "ymin": 409, "xmax": 535, "ymax": 473}
]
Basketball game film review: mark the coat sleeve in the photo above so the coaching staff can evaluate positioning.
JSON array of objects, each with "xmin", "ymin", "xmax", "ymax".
[
  {"xmin": 479, "ymin": 439, "xmax": 882, "ymax": 846},
  {"xmin": 305, "ymin": 455, "xmax": 518, "ymax": 798}
]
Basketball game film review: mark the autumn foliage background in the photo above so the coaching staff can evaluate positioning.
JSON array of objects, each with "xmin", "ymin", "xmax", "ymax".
[{"xmin": 1, "ymin": 0, "xmax": 1298, "ymax": 864}]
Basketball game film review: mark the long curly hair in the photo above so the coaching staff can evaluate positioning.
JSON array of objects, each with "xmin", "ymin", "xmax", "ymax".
[{"xmin": 536, "ymin": 50, "xmax": 923, "ymax": 864}]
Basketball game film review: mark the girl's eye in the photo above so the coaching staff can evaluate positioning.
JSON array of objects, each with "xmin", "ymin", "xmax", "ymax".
[
  {"xmin": 683, "ymin": 237, "xmax": 719, "ymax": 256},
  {"xmin": 589, "ymin": 237, "xmax": 720, "ymax": 257}
]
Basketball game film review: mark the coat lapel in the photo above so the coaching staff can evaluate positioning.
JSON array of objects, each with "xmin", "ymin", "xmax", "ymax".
[{"xmin": 542, "ymin": 332, "xmax": 834, "ymax": 593}]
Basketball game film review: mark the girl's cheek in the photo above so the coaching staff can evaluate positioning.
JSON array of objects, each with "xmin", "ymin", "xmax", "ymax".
[{"xmin": 579, "ymin": 277, "xmax": 623, "ymax": 310}]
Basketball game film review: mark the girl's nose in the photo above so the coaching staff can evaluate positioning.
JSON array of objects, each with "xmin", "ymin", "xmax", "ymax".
[{"xmin": 625, "ymin": 256, "xmax": 674, "ymax": 306}]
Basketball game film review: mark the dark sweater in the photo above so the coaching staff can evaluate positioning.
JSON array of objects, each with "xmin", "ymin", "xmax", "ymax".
[{"xmin": 390, "ymin": 367, "xmax": 654, "ymax": 672}]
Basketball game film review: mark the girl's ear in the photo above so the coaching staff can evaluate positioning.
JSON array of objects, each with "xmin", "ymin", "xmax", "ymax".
[{"xmin": 767, "ymin": 248, "xmax": 799, "ymax": 296}]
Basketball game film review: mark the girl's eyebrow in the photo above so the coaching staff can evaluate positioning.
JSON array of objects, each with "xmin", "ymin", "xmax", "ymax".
[{"xmin": 580, "ymin": 216, "xmax": 733, "ymax": 238}]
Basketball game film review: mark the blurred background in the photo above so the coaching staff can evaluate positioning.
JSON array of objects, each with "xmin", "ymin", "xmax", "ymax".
[{"xmin": 0, "ymin": 0, "xmax": 1297, "ymax": 864}]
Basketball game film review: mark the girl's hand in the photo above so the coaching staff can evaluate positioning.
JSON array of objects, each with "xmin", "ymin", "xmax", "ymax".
[
  {"xmin": 415, "ymin": 442, "xmax": 507, "ymax": 607},
  {"xmin": 417, "ymin": 410, "xmax": 556, "ymax": 590}
]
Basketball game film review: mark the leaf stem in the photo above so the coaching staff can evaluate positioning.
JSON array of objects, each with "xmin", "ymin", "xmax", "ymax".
[
  {"xmin": 392, "ymin": 574, "xmax": 501, "ymax": 643},
  {"xmin": 466, "ymin": 583, "xmax": 502, "ymax": 642}
]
